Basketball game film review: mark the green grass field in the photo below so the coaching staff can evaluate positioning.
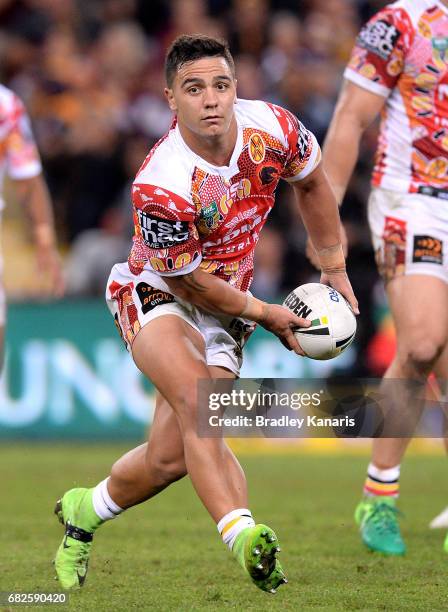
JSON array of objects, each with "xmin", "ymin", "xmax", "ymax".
[{"xmin": 1, "ymin": 444, "xmax": 448, "ymax": 611}]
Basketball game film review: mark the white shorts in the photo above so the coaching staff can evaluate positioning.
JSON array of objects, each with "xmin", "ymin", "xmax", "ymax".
[
  {"xmin": 105, "ymin": 262, "xmax": 255, "ymax": 377},
  {"xmin": 368, "ymin": 187, "xmax": 448, "ymax": 283}
]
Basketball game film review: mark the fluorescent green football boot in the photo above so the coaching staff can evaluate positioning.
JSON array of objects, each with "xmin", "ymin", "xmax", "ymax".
[
  {"xmin": 54, "ymin": 488, "xmax": 103, "ymax": 589},
  {"xmin": 355, "ymin": 497, "xmax": 405, "ymax": 556},
  {"xmin": 232, "ymin": 524, "xmax": 287, "ymax": 593}
]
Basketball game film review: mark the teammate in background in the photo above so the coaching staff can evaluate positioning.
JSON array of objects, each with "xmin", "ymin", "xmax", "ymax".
[
  {"xmin": 53, "ymin": 35, "xmax": 358, "ymax": 593},
  {"xmin": 0, "ymin": 85, "xmax": 64, "ymax": 372},
  {"xmin": 315, "ymin": 0, "xmax": 448, "ymax": 555}
]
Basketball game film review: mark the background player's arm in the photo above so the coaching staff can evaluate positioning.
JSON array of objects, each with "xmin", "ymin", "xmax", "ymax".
[
  {"xmin": 163, "ymin": 267, "xmax": 310, "ymax": 355},
  {"xmin": 323, "ymin": 80, "xmax": 386, "ymax": 205},
  {"xmin": 12, "ymin": 174, "xmax": 64, "ymax": 296},
  {"xmin": 306, "ymin": 81, "xmax": 386, "ymax": 269},
  {"xmin": 292, "ymin": 162, "xmax": 359, "ymax": 314}
]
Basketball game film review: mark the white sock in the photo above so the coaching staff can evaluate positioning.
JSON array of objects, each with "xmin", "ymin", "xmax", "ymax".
[
  {"xmin": 92, "ymin": 478, "xmax": 124, "ymax": 521},
  {"xmin": 217, "ymin": 508, "xmax": 255, "ymax": 551},
  {"xmin": 367, "ymin": 463, "xmax": 400, "ymax": 482}
]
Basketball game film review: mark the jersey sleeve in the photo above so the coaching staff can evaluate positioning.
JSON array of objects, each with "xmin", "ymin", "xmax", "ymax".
[
  {"xmin": 344, "ymin": 7, "xmax": 414, "ymax": 97},
  {"xmin": 5, "ymin": 94, "xmax": 42, "ymax": 179},
  {"xmin": 131, "ymin": 182, "xmax": 202, "ymax": 277},
  {"xmin": 268, "ymin": 104, "xmax": 321, "ymax": 182}
]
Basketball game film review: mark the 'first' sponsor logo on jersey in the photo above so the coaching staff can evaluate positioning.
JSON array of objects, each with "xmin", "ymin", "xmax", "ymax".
[
  {"xmin": 137, "ymin": 210, "xmax": 190, "ymax": 248},
  {"xmin": 358, "ymin": 19, "xmax": 400, "ymax": 60}
]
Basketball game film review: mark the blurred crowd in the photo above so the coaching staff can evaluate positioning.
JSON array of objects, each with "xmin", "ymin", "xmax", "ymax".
[{"xmin": 0, "ymin": 0, "xmax": 390, "ymax": 373}]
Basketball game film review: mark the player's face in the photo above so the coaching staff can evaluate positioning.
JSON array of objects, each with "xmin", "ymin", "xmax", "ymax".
[{"xmin": 165, "ymin": 57, "xmax": 237, "ymax": 139}]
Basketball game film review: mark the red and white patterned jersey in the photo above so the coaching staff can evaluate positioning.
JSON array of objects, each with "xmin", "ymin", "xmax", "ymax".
[
  {"xmin": 0, "ymin": 85, "xmax": 42, "ymax": 211},
  {"xmin": 345, "ymin": 0, "xmax": 448, "ymax": 194},
  {"xmin": 128, "ymin": 98, "xmax": 320, "ymax": 291}
]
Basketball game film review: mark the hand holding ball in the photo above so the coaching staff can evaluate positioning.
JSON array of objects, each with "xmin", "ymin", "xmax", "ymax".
[{"xmin": 283, "ymin": 283, "xmax": 357, "ymax": 360}]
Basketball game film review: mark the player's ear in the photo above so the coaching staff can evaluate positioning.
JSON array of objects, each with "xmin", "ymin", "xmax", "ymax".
[
  {"xmin": 164, "ymin": 87, "xmax": 177, "ymax": 112},
  {"xmin": 234, "ymin": 79, "xmax": 238, "ymax": 102}
]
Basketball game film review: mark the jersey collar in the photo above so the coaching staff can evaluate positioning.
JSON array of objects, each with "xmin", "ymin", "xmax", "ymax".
[{"xmin": 174, "ymin": 115, "xmax": 243, "ymax": 178}]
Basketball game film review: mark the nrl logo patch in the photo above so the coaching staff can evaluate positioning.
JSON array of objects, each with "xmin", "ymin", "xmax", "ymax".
[
  {"xmin": 198, "ymin": 200, "xmax": 221, "ymax": 233},
  {"xmin": 248, "ymin": 133, "xmax": 266, "ymax": 164}
]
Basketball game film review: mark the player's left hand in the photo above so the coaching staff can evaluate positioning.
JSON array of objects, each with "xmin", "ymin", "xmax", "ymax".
[
  {"xmin": 320, "ymin": 270, "xmax": 359, "ymax": 315},
  {"xmin": 36, "ymin": 245, "xmax": 65, "ymax": 298}
]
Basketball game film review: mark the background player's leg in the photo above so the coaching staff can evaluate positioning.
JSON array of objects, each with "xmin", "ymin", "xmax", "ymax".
[
  {"xmin": 357, "ymin": 275, "xmax": 448, "ymax": 555},
  {"xmin": 131, "ymin": 315, "xmax": 248, "ymax": 521},
  {"xmin": 371, "ymin": 275, "xmax": 448, "ymax": 468}
]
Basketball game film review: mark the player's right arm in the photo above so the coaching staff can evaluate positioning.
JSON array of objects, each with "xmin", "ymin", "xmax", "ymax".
[{"xmin": 163, "ymin": 267, "xmax": 310, "ymax": 355}]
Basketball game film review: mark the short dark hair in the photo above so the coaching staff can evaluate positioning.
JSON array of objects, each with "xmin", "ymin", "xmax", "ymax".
[{"xmin": 165, "ymin": 34, "xmax": 235, "ymax": 87}]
